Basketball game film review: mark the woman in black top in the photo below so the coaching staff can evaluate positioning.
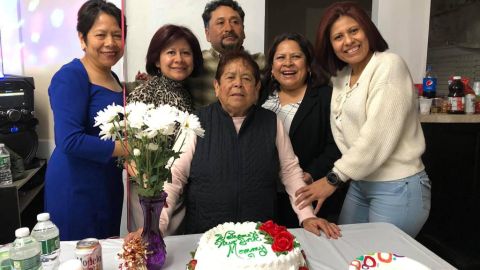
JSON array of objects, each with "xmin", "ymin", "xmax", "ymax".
[{"xmin": 260, "ymin": 32, "xmax": 344, "ymax": 227}]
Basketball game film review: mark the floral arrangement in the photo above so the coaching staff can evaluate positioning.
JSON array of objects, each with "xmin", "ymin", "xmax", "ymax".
[{"xmin": 94, "ymin": 102, "xmax": 204, "ymax": 197}]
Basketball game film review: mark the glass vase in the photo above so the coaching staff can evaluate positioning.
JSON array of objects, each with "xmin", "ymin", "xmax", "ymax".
[{"xmin": 139, "ymin": 191, "xmax": 168, "ymax": 269}]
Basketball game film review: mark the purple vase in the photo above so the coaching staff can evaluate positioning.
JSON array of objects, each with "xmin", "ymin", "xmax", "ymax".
[{"xmin": 139, "ymin": 192, "xmax": 168, "ymax": 269}]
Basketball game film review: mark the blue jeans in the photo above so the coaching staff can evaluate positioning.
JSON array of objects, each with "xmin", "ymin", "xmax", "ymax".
[{"xmin": 338, "ymin": 170, "xmax": 431, "ymax": 237}]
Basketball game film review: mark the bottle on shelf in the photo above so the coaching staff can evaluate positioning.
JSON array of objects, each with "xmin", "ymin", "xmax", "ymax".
[
  {"xmin": 448, "ymin": 76, "xmax": 465, "ymax": 114},
  {"xmin": 0, "ymin": 143, "xmax": 13, "ymax": 185},
  {"xmin": 473, "ymin": 81, "xmax": 480, "ymax": 114},
  {"xmin": 422, "ymin": 65, "xmax": 437, "ymax": 98},
  {"xmin": 31, "ymin": 213, "xmax": 60, "ymax": 270},
  {"xmin": 10, "ymin": 227, "xmax": 42, "ymax": 270}
]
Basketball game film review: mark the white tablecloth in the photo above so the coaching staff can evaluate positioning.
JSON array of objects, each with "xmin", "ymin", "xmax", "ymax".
[{"xmin": 59, "ymin": 222, "xmax": 456, "ymax": 269}]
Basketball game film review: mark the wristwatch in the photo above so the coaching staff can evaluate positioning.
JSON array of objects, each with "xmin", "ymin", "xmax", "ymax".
[{"xmin": 326, "ymin": 171, "xmax": 343, "ymax": 187}]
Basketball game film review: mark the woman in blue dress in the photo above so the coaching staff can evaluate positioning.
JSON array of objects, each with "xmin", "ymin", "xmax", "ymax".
[{"xmin": 45, "ymin": 0, "xmax": 128, "ymax": 240}]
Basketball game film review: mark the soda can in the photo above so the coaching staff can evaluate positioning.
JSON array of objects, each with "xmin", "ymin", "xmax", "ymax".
[
  {"xmin": 465, "ymin": 94, "xmax": 475, "ymax": 114},
  {"xmin": 75, "ymin": 238, "xmax": 103, "ymax": 270}
]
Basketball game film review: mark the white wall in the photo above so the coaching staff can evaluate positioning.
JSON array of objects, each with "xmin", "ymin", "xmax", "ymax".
[
  {"xmin": 372, "ymin": 0, "xmax": 431, "ymax": 84},
  {"xmin": 125, "ymin": 0, "xmax": 265, "ymax": 81},
  {"xmin": 0, "ymin": 0, "xmax": 23, "ymax": 75}
]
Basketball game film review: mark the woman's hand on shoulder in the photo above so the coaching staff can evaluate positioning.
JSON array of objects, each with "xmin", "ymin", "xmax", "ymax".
[{"xmin": 302, "ymin": 217, "xmax": 341, "ymax": 239}]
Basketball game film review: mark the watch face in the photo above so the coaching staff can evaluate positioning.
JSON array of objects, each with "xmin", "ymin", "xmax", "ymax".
[{"xmin": 327, "ymin": 172, "xmax": 339, "ymax": 186}]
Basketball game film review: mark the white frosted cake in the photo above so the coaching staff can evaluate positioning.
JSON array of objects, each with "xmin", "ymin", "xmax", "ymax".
[{"xmin": 187, "ymin": 221, "xmax": 308, "ymax": 270}]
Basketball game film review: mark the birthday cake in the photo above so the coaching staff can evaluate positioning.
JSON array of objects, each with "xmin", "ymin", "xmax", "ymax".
[{"xmin": 187, "ymin": 221, "xmax": 308, "ymax": 270}]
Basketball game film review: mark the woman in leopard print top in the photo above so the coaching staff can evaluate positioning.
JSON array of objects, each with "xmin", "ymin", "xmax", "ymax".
[
  {"xmin": 126, "ymin": 25, "xmax": 203, "ymax": 234},
  {"xmin": 128, "ymin": 24, "xmax": 203, "ymax": 113}
]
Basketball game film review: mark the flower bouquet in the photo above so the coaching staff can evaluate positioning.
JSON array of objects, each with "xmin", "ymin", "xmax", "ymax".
[{"xmin": 94, "ymin": 102, "xmax": 204, "ymax": 269}]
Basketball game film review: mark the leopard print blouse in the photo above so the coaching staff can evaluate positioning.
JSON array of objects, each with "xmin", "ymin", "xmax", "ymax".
[{"xmin": 128, "ymin": 74, "xmax": 193, "ymax": 113}]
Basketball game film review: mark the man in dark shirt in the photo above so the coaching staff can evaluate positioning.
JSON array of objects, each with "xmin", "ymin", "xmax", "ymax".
[{"xmin": 188, "ymin": 0, "xmax": 265, "ymax": 109}]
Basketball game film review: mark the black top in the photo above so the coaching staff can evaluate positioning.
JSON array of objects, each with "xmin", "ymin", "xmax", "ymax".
[{"xmin": 261, "ymin": 83, "xmax": 341, "ymax": 180}]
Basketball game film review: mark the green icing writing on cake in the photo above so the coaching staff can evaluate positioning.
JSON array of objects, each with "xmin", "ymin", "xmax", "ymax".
[{"xmin": 214, "ymin": 230, "xmax": 268, "ymax": 258}]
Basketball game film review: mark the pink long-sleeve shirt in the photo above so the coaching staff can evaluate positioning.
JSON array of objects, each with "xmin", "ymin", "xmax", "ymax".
[{"xmin": 160, "ymin": 116, "xmax": 316, "ymax": 234}]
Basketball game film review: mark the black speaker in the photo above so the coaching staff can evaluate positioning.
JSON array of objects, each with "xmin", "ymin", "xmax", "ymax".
[
  {"xmin": 0, "ymin": 75, "xmax": 35, "ymax": 125},
  {"xmin": 0, "ymin": 129, "xmax": 38, "ymax": 167}
]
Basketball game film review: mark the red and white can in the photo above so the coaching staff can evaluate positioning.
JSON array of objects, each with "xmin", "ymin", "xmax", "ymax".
[{"xmin": 75, "ymin": 238, "xmax": 103, "ymax": 270}]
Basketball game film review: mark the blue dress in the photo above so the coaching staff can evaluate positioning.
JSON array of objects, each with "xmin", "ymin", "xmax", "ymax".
[{"xmin": 45, "ymin": 59, "xmax": 123, "ymax": 241}]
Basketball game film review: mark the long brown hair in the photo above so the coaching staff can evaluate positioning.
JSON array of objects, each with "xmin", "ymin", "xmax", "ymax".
[{"xmin": 315, "ymin": 1, "xmax": 388, "ymax": 76}]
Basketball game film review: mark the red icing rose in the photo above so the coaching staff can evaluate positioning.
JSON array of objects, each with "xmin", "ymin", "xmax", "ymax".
[
  {"xmin": 270, "ymin": 224, "xmax": 287, "ymax": 237},
  {"xmin": 299, "ymin": 267, "xmax": 309, "ymax": 270},
  {"xmin": 271, "ymin": 231, "xmax": 294, "ymax": 252},
  {"xmin": 187, "ymin": 259, "xmax": 197, "ymax": 270},
  {"xmin": 259, "ymin": 220, "xmax": 276, "ymax": 235},
  {"xmin": 259, "ymin": 220, "xmax": 287, "ymax": 237}
]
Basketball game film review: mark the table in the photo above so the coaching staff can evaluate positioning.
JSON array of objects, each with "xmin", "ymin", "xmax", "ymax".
[{"xmin": 59, "ymin": 222, "xmax": 456, "ymax": 269}]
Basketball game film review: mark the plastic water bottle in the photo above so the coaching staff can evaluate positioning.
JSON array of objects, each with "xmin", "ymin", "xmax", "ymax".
[
  {"xmin": 423, "ymin": 65, "xmax": 437, "ymax": 98},
  {"xmin": 31, "ymin": 213, "xmax": 60, "ymax": 270},
  {"xmin": 10, "ymin": 227, "xmax": 42, "ymax": 270},
  {"xmin": 0, "ymin": 243, "xmax": 13, "ymax": 269},
  {"xmin": 0, "ymin": 143, "xmax": 13, "ymax": 185}
]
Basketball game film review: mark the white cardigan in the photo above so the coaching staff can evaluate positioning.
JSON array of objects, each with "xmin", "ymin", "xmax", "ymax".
[{"xmin": 330, "ymin": 51, "xmax": 425, "ymax": 182}]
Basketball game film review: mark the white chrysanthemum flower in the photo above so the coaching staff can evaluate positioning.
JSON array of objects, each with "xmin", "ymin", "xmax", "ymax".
[
  {"xmin": 98, "ymin": 122, "xmax": 115, "ymax": 140},
  {"xmin": 125, "ymin": 102, "xmax": 154, "ymax": 129},
  {"xmin": 147, "ymin": 143, "xmax": 159, "ymax": 151},
  {"xmin": 144, "ymin": 105, "xmax": 180, "ymax": 136},
  {"xmin": 134, "ymin": 130, "xmax": 149, "ymax": 139},
  {"xmin": 127, "ymin": 111, "xmax": 145, "ymax": 129},
  {"xmin": 133, "ymin": 148, "xmax": 141, "ymax": 156},
  {"xmin": 179, "ymin": 113, "xmax": 205, "ymax": 137},
  {"xmin": 125, "ymin": 102, "xmax": 154, "ymax": 114},
  {"xmin": 94, "ymin": 103, "xmax": 123, "ymax": 127}
]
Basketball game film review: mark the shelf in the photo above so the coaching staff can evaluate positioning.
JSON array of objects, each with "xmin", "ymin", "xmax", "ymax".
[
  {"xmin": 19, "ymin": 182, "xmax": 44, "ymax": 213},
  {"xmin": 420, "ymin": 114, "xmax": 480, "ymax": 123},
  {"xmin": 0, "ymin": 159, "xmax": 46, "ymax": 243},
  {"xmin": 0, "ymin": 159, "xmax": 46, "ymax": 190}
]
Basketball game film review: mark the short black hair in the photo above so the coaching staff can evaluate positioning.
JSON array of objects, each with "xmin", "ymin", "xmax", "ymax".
[
  {"xmin": 77, "ymin": 0, "xmax": 126, "ymax": 41},
  {"xmin": 215, "ymin": 50, "xmax": 260, "ymax": 84},
  {"xmin": 202, "ymin": 0, "xmax": 245, "ymax": 28}
]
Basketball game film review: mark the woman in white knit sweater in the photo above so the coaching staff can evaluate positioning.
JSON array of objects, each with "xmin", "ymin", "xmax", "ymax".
[{"xmin": 295, "ymin": 1, "xmax": 431, "ymax": 237}]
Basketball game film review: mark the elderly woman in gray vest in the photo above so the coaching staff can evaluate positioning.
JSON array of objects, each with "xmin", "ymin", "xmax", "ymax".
[
  {"xmin": 125, "ymin": 51, "xmax": 341, "ymax": 240},
  {"xmin": 152, "ymin": 50, "xmax": 340, "ymax": 238}
]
